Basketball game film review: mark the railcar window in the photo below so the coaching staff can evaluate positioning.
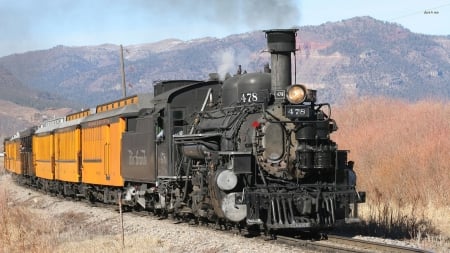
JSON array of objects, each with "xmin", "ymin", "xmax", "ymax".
[
  {"xmin": 172, "ymin": 110, "xmax": 183, "ymax": 120},
  {"xmin": 172, "ymin": 110, "xmax": 185, "ymax": 135},
  {"xmin": 154, "ymin": 116, "xmax": 164, "ymax": 141},
  {"xmin": 126, "ymin": 117, "xmax": 137, "ymax": 132}
]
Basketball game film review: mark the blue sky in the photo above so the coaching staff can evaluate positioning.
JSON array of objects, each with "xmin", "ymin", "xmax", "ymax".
[{"xmin": 1, "ymin": 0, "xmax": 450, "ymax": 57}]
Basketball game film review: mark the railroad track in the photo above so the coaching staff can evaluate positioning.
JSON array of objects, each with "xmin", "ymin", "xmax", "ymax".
[{"xmin": 276, "ymin": 234, "xmax": 431, "ymax": 253}]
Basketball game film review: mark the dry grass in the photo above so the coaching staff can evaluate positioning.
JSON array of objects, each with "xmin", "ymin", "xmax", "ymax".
[
  {"xmin": 0, "ymin": 178, "xmax": 122, "ymax": 253},
  {"xmin": 333, "ymin": 97, "xmax": 450, "ymax": 250},
  {"xmin": 0, "ymin": 187, "xmax": 57, "ymax": 252},
  {"xmin": 54, "ymin": 234, "xmax": 167, "ymax": 253}
]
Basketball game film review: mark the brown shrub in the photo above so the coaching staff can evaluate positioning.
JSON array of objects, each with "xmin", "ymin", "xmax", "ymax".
[{"xmin": 332, "ymin": 97, "xmax": 450, "ymax": 239}]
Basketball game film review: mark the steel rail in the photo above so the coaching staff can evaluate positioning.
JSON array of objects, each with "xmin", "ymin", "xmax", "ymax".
[
  {"xmin": 326, "ymin": 235, "xmax": 431, "ymax": 253},
  {"xmin": 275, "ymin": 234, "xmax": 431, "ymax": 253}
]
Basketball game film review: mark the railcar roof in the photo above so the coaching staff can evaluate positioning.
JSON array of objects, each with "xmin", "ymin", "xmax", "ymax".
[
  {"xmin": 82, "ymin": 103, "xmax": 139, "ymax": 123},
  {"xmin": 54, "ymin": 117, "xmax": 84, "ymax": 131},
  {"xmin": 151, "ymin": 80, "xmax": 217, "ymax": 104},
  {"xmin": 35, "ymin": 118, "xmax": 65, "ymax": 134},
  {"xmin": 9, "ymin": 127, "xmax": 36, "ymax": 140}
]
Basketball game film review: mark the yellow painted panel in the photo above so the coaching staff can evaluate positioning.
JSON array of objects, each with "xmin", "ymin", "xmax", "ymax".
[
  {"xmin": 6, "ymin": 142, "xmax": 14, "ymax": 173},
  {"xmin": 96, "ymin": 95, "xmax": 138, "ymax": 113},
  {"xmin": 4, "ymin": 141, "xmax": 21, "ymax": 174},
  {"xmin": 55, "ymin": 128, "xmax": 81, "ymax": 182},
  {"xmin": 33, "ymin": 134, "xmax": 54, "ymax": 180},
  {"xmin": 66, "ymin": 109, "xmax": 90, "ymax": 121},
  {"xmin": 107, "ymin": 118, "xmax": 125, "ymax": 185},
  {"xmin": 12, "ymin": 142, "xmax": 21, "ymax": 174},
  {"xmin": 8, "ymin": 142, "xmax": 15, "ymax": 174},
  {"xmin": 4, "ymin": 141, "xmax": 12, "ymax": 173},
  {"xmin": 81, "ymin": 119, "xmax": 125, "ymax": 187}
]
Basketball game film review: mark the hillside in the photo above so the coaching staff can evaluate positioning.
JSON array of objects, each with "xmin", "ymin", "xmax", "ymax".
[
  {"xmin": 1, "ymin": 17, "xmax": 449, "ymax": 108},
  {"xmin": 0, "ymin": 99, "xmax": 72, "ymax": 146},
  {"xmin": 296, "ymin": 17, "xmax": 450, "ymax": 102},
  {"xmin": 0, "ymin": 34, "xmax": 268, "ymax": 109},
  {"xmin": 0, "ymin": 65, "xmax": 75, "ymax": 110}
]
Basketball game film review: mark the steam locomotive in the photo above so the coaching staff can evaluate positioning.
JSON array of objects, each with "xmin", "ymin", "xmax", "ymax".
[{"xmin": 3, "ymin": 29, "xmax": 364, "ymax": 234}]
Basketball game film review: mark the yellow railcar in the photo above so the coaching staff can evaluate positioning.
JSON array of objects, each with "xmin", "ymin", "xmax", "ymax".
[
  {"xmin": 80, "ymin": 96, "xmax": 138, "ymax": 187},
  {"xmin": 3, "ymin": 139, "xmax": 12, "ymax": 173},
  {"xmin": 4, "ymin": 138, "xmax": 21, "ymax": 174},
  {"xmin": 81, "ymin": 116, "xmax": 126, "ymax": 187},
  {"xmin": 3, "ymin": 128, "xmax": 35, "ymax": 176},
  {"xmin": 33, "ymin": 118, "xmax": 65, "ymax": 180},
  {"xmin": 54, "ymin": 120, "xmax": 82, "ymax": 183}
]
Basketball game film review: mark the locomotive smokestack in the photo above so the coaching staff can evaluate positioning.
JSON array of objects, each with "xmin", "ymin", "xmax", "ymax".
[{"xmin": 264, "ymin": 29, "xmax": 298, "ymax": 94}]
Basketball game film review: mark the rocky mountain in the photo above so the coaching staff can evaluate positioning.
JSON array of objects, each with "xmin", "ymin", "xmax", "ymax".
[
  {"xmin": 296, "ymin": 17, "xmax": 450, "ymax": 102},
  {"xmin": 1, "ymin": 16, "xmax": 450, "ymax": 139},
  {"xmin": 0, "ymin": 65, "xmax": 75, "ymax": 109}
]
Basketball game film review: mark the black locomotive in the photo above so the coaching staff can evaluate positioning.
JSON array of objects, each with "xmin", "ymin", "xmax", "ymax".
[
  {"xmin": 121, "ymin": 29, "xmax": 365, "ymax": 232},
  {"xmin": 4, "ymin": 29, "xmax": 364, "ymax": 235}
]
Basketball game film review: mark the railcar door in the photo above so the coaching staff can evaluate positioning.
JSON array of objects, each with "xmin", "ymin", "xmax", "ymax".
[
  {"xmin": 33, "ymin": 133, "xmax": 55, "ymax": 180},
  {"xmin": 104, "ymin": 124, "xmax": 110, "ymax": 180},
  {"xmin": 156, "ymin": 110, "xmax": 169, "ymax": 176},
  {"xmin": 22, "ymin": 135, "xmax": 35, "ymax": 177},
  {"xmin": 169, "ymin": 107, "xmax": 186, "ymax": 176},
  {"xmin": 81, "ymin": 119, "xmax": 124, "ymax": 187}
]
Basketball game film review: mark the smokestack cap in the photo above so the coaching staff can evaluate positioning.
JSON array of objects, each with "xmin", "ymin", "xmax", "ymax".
[{"xmin": 264, "ymin": 29, "xmax": 298, "ymax": 52}]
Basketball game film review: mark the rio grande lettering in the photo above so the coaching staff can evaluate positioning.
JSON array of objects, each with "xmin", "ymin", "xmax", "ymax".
[{"xmin": 128, "ymin": 149, "xmax": 147, "ymax": 166}]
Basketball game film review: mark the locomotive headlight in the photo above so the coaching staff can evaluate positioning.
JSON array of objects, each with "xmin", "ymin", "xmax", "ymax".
[{"xmin": 286, "ymin": 84, "xmax": 307, "ymax": 104}]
